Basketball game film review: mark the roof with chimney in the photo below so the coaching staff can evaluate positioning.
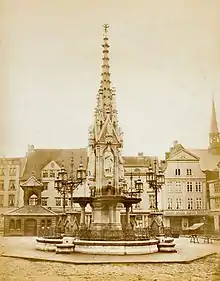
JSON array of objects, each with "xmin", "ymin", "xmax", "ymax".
[
  {"xmin": 123, "ymin": 153, "xmax": 157, "ymax": 167},
  {"xmin": 21, "ymin": 147, "xmax": 88, "ymax": 180}
]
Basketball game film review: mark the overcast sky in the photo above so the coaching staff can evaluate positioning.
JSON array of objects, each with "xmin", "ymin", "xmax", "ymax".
[{"xmin": 1, "ymin": 0, "xmax": 220, "ymax": 159}]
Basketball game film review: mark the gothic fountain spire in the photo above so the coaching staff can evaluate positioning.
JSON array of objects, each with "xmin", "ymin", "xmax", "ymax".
[
  {"xmin": 87, "ymin": 24, "xmax": 124, "ymax": 196},
  {"xmin": 94, "ymin": 24, "xmax": 119, "ymax": 131},
  {"xmin": 100, "ymin": 24, "xmax": 111, "ymax": 92}
]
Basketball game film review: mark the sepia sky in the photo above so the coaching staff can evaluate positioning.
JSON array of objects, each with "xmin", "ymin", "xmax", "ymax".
[{"xmin": 1, "ymin": 0, "xmax": 220, "ymax": 159}]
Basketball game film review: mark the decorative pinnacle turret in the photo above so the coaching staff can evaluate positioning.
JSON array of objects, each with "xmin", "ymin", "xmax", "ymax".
[
  {"xmin": 100, "ymin": 24, "xmax": 111, "ymax": 91},
  {"xmin": 92, "ymin": 25, "xmax": 119, "ymax": 135},
  {"xmin": 103, "ymin": 24, "xmax": 109, "ymax": 37}
]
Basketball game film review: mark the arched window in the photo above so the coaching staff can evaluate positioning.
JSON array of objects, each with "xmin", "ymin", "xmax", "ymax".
[
  {"xmin": 29, "ymin": 194, "xmax": 38, "ymax": 205},
  {"xmin": 9, "ymin": 219, "xmax": 15, "ymax": 230}
]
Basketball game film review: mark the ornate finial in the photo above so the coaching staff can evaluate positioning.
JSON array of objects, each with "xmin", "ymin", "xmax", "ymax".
[{"xmin": 103, "ymin": 24, "xmax": 109, "ymax": 37}]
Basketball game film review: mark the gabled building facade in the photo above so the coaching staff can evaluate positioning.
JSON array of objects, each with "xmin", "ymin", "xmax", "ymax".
[
  {"xmin": 4, "ymin": 175, "xmax": 57, "ymax": 236},
  {"xmin": 20, "ymin": 146, "xmax": 88, "ymax": 213},
  {"xmin": 161, "ymin": 141, "xmax": 207, "ymax": 230}
]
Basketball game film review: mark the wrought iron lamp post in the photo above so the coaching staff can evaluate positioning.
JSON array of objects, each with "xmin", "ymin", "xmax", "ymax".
[
  {"xmin": 54, "ymin": 162, "xmax": 87, "ymax": 213},
  {"xmin": 145, "ymin": 159, "xmax": 165, "ymax": 211},
  {"xmin": 122, "ymin": 171, "xmax": 144, "ymax": 198}
]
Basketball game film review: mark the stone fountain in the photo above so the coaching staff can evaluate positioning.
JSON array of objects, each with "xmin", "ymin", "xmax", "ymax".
[
  {"xmin": 36, "ymin": 24, "xmax": 176, "ymax": 255},
  {"xmin": 71, "ymin": 24, "xmax": 173, "ymax": 255}
]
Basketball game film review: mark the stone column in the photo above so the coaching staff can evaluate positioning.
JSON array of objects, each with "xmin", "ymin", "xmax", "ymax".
[
  {"xmin": 109, "ymin": 204, "xmax": 114, "ymax": 225},
  {"xmin": 79, "ymin": 203, "xmax": 87, "ymax": 229},
  {"xmin": 90, "ymin": 202, "xmax": 103, "ymax": 230},
  {"xmin": 125, "ymin": 204, "xmax": 131, "ymax": 229},
  {"xmin": 214, "ymin": 215, "xmax": 220, "ymax": 232}
]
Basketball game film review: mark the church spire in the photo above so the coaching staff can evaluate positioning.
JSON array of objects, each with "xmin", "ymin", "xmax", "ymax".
[
  {"xmin": 210, "ymin": 99, "xmax": 218, "ymax": 133},
  {"xmin": 209, "ymin": 99, "xmax": 220, "ymax": 155}
]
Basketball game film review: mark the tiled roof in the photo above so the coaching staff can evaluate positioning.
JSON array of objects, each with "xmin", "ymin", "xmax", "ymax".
[
  {"xmin": 189, "ymin": 149, "xmax": 220, "ymax": 171},
  {"xmin": 205, "ymin": 170, "xmax": 219, "ymax": 181},
  {"xmin": 123, "ymin": 156, "xmax": 157, "ymax": 167},
  {"xmin": 21, "ymin": 148, "xmax": 88, "ymax": 180},
  {"xmin": 20, "ymin": 175, "xmax": 43, "ymax": 187},
  {"xmin": 3, "ymin": 205, "xmax": 57, "ymax": 216}
]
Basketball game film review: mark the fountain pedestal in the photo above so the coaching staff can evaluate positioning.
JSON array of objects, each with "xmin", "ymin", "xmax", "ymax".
[{"xmin": 149, "ymin": 211, "xmax": 177, "ymax": 252}]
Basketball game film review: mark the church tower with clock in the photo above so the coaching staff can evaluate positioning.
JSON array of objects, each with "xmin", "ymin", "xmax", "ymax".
[{"xmin": 208, "ymin": 99, "xmax": 220, "ymax": 155}]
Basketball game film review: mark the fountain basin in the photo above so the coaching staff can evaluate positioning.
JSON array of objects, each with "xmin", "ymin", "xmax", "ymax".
[
  {"xmin": 36, "ymin": 237, "xmax": 63, "ymax": 252},
  {"xmin": 74, "ymin": 239, "xmax": 159, "ymax": 255}
]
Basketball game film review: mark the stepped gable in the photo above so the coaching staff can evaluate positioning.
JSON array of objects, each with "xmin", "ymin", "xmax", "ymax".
[{"xmin": 22, "ymin": 148, "xmax": 88, "ymax": 180}]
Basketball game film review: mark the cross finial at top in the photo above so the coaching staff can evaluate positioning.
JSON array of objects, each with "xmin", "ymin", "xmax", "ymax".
[{"xmin": 103, "ymin": 24, "xmax": 109, "ymax": 36}]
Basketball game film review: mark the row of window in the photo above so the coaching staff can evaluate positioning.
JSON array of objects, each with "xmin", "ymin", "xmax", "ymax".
[
  {"xmin": 0, "ymin": 168, "xmax": 17, "ymax": 176},
  {"xmin": 0, "ymin": 194, "xmax": 15, "ymax": 207},
  {"xmin": 0, "ymin": 181, "xmax": 48, "ymax": 191},
  {"xmin": 167, "ymin": 181, "xmax": 202, "ymax": 192},
  {"xmin": 42, "ymin": 170, "xmax": 58, "ymax": 178},
  {"xmin": 41, "ymin": 197, "xmax": 66, "ymax": 207},
  {"xmin": 167, "ymin": 197, "xmax": 203, "ymax": 210},
  {"xmin": 0, "ymin": 180, "xmax": 16, "ymax": 190},
  {"xmin": 214, "ymin": 182, "xmax": 220, "ymax": 193},
  {"xmin": 174, "ymin": 168, "xmax": 193, "ymax": 176},
  {"xmin": 9, "ymin": 219, "xmax": 52, "ymax": 231}
]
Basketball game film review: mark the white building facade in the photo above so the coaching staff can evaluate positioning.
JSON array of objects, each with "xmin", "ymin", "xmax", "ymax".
[{"xmin": 161, "ymin": 141, "xmax": 207, "ymax": 230}]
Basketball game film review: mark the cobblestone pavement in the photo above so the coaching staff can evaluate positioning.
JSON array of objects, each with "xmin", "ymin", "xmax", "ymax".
[{"xmin": 0, "ymin": 254, "xmax": 220, "ymax": 281}]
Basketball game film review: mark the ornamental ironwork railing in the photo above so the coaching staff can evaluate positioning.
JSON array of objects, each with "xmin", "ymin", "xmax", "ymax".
[
  {"xmin": 74, "ymin": 227, "xmax": 174, "ymax": 241},
  {"xmin": 38, "ymin": 227, "xmax": 62, "ymax": 239},
  {"xmin": 38, "ymin": 225, "xmax": 176, "ymax": 241}
]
